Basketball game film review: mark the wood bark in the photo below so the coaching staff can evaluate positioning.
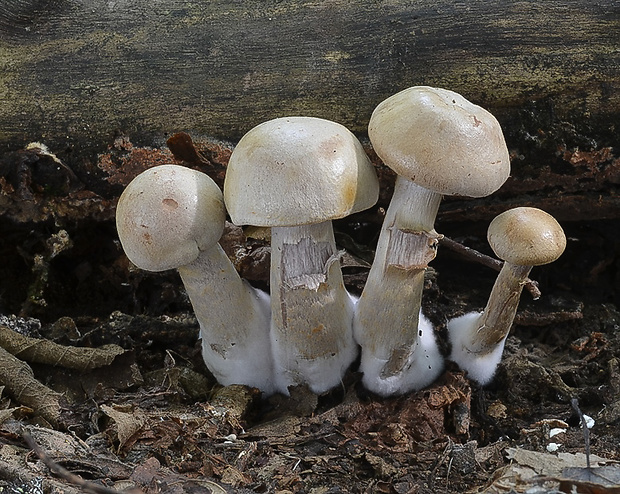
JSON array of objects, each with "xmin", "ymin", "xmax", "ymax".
[
  {"xmin": 0, "ymin": 1, "xmax": 618, "ymax": 142},
  {"xmin": 0, "ymin": 0, "xmax": 618, "ymax": 222}
]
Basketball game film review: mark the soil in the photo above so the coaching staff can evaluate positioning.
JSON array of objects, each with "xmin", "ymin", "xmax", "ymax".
[{"xmin": 0, "ymin": 136, "xmax": 618, "ymax": 494}]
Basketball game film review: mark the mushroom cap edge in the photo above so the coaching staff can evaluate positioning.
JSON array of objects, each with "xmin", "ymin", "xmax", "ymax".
[
  {"xmin": 116, "ymin": 164, "xmax": 226, "ymax": 272},
  {"xmin": 224, "ymin": 116, "xmax": 379, "ymax": 227},
  {"xmin": 368, "ymin": 86, "xmax": 510, "ymax": 198},
  {"xmin": 487, "ymin": 207, "xmax": 566, "ymax": 266}
]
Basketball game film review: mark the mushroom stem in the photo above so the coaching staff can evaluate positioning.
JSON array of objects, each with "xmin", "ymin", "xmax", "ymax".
[
  {"xmin": 448, "ymin": 207, "xmax": 566, "ymax": 385},
  {"xmin": 440, "ymin": 236, "xmax": 542, "ymax": 299},
  {"xmin": 270, "ymin": 221, "xmax": 356, "ymax": 394},
  {"xmin": 447, "ymin": 263, "xmax": 533, "ymax": 385},
  {"xmin": 354, "ymin": 176, "xmax": 443, "ymax": 396},
  {"xmin": 468, "ymin": 263, "xmax": 532, "ymax": 354},
  {"xmin": 116, "ymin": 165, "xmax": 277, "ymax": 395},
  {"xmin": 177, "ymin": 242, "xmax": 276, "ymax": 394}
]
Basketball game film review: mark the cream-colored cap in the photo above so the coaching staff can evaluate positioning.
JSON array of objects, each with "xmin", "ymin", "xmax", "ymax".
[
  {"xmin": 224, "ymin": 116, "xmax": 379, "ymax": 227},
  {"xmin": 368, "ymin": 86, "xmax": 510, "ymax": 198},
  {"xmin": 116, "ymin": 165, "xmax": 226, "ymax": 272},
  {"xmin": 487, "ymin": 207, "xmax": 566, "ymax": 266}
]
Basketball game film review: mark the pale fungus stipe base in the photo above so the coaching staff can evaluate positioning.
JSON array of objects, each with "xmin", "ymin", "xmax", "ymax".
[
  {"xmin": 354, "ymin": 178, "xmax": 444, "ymax": 396},
  {"xmin": 269, "ymin": 222, "xmax": 357, "ymax": 393},
  {"xmin": 224, "ymin": 116, "xmax": 379, "ymax": 394},
  {"xmin": 116, "ymin": 165, "xmax": 276, "ymax": 394},
  {"xmin": 176, "ymin": 246, "xmax": 274, "ymax": 393},
  {"xmin": 354, "ymin": 86, "xmax": 511, "ymax": 396},
  {"xmin": 448, "ymin": 207, "xmax": 566, "ymax": 385}
]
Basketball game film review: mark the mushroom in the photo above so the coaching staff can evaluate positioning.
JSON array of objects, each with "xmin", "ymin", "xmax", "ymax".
[
  {"xmin": 448, "ymin": 207, "xmax": 566, "ymax": 385},
  {"xmin": 116, "ymin": 164, "xmax": 276, "ymax": 393},
  {"xmin": 224, "ymin": 116, "xmax": 379, "ymax": 394},
  {"xmin": 354, "ymin": 86, "xmax": 511, "ymax": 396}
]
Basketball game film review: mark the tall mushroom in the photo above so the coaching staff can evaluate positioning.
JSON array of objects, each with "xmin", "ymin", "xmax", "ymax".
[
  {"xmin": 224, "ymin": 116, "xmax": 379, "ymax": 394},
  {"xmin": 448, "ymin": 207, "xmax": 566, "ymax": 384},
  {"xmin": 354, "ymin": 86, "xmax": 511, "ymax": 396},
  {"xmin": 116, "ymin": 165, "xmax": 276, "ymax": 394}
]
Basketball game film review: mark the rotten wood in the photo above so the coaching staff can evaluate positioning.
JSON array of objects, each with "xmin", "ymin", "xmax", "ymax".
[
  {"xmin": 0, "ymin": 1, "xmax": 617, "ymax": 155},
  {"xmin": 0, "ymin": 1, "xmax": 618, "ymax": 225}
]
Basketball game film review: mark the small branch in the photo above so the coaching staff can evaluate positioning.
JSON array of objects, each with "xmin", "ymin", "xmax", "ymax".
[
  {"xmin": 440, "ymin": 236, "xmax": 542, "ymax": 300},
  {"xmin": 571, "ymin": 398, "xmax": 591, "ymax": 470},
  {"xmin": 22, "ymin": 431, "xmax": 143, "ymax": 494}
]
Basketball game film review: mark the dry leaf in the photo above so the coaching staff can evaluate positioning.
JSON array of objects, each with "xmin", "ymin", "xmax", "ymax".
[
  {"xmin": 0, "ymin": 346, "xmax": 65, "ymax": 426},
  {"xmin": 560, "ymin": 465, "xmax": 620, "ymax": 493},
  {"xmin": 481, "ymin": 447, "xmax": 618, "ymax": 493},
  {"xmin": 0, "ymin": 325, "xmax": 125, "ymax": 371},
  {"xmin": 100, "ymin": 404, "xmax": 146, "ymax": 451},
  {"xmin": 506, "ymin": 448, "xmax": 612, "ymax": 477}
]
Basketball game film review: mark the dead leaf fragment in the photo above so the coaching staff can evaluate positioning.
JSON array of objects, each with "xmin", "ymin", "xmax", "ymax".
[
  {"xmin": 487, "ymin": 401, "xmax": 508, "ymax": 420},
  {"xmin": 130, "ymin": 456, "xmax": 161, "ymax": 485},
  {"xmin": 0, "ymin": 346, "xmax": 65, "ymax": 426},
  {"xmin": 245, "ymin": 416, "xmax": 303, "ymax": 440},
  {"xmin": 166, "ymin": 132, "xmax": 210, "ymax": 165},
  {"xmin": 100, "ymin": 404, "xmax": 146, "ymax": 451},
  {"xmin": 365, "ymin": 452, "xmax": 398, "ymax": 479},
  {"xmin": 560, "ymin": 465, "xmax": 620, "ymax": 493},
  {"xmin": 220, "ymin": 465, "xmax": 252, "ymax": 487},
  {"xmin": 482, "ymin": 447, "xmax": 619, "ymax": 493},
  {"xmin": 506, "ymin": 447, "xmax": 612, "ymax": 477},
  {"xmin": 0, "ymin": 325, "xmax": 125, "ymax": 371}
]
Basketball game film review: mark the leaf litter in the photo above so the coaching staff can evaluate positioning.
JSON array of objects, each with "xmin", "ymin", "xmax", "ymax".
[{"xmin": 0, "ymin": 137, "xmax": 619, "ymax": 493}]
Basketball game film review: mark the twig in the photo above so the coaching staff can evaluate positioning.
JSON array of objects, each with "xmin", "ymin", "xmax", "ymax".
[
  {"xmin": 22, "ymin": 431, "xmax": 143, "ymax": 494},
  {"xmin": 0, "ymin": 324, "xmax": 125, "ymax": 371},
  {"xmin": 440, "ymin": 236, "xmax": 542, "ymax": 299},
  {"xmin": 571, "ymin": 398, "xmax": 591, "ymax": 470},
  {"xmin": 0, "ymin": 456, "xmax": 81, "ymax": 494}
]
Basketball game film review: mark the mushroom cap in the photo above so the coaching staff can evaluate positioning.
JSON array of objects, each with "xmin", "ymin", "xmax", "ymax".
[
  {"xmin": 116, "ymin": 164, "xmax": 226, "ymax": 272},
  {"xmin": 368, "ymin": 86, "xmax": 510, "ymax": 198},
  {"xmin": 224, "ymin": 116, "xmax": 379, "ymax": 227},
  {"xmin": 487, "ymin": 207, "xmax": 566, "ymax": 266}
]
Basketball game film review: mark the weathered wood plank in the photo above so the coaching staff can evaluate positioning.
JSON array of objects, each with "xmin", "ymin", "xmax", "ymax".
[{"xmin": 0, "ymin": 0, "xmax": 618, "ymax": 151}]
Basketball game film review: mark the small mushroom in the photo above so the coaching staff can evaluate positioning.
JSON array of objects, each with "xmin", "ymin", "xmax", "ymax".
[
  {"xmin": 224, "ymin": 116, "xmax": 379, "ymax": 394},
  {"xmin": 448, "ymin": 207, "xmax": 566, "ymax": 384},
  {"xmin": 354, "ymin": 86, "xmax": 511, "ymax": 396},
  {"xmin": 116, "ymin": 165, "xmax": 275, "ymax": 393}
]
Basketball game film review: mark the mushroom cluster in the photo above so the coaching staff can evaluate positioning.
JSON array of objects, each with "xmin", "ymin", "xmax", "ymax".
[{"xmin": 115, "ymin": 87, "xmax": 565, "ymax": 397}]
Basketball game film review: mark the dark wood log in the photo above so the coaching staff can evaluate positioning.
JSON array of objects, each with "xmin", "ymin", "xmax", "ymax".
[
  {"xmin": 0, "ymin": 0, "xmax": 618, "ymax": 222},
  {"xmin": 1, "ymin": 1, "xmax": 618, "ymax": 142}
]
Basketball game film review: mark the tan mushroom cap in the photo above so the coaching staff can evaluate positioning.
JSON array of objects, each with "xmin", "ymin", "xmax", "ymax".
[
  {"xmin": 487, "ymin": 207, "xmax": 566, "ymax": 266},
  {"xmin": 224, "ymin": 116, "xmax": 379, "ymax": 227},
  {"xmin": 368, "ymin": 86, "xmax": 510, "ymax": 198},
  {"xmin": 116, "ymin": 165, "xmax": 226, "ymax": 272}
]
